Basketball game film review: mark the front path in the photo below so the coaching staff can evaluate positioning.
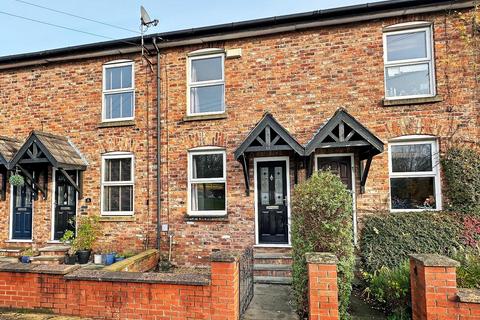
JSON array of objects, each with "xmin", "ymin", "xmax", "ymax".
[{"xmin": 242, "ymin": 284, "xmax": 299, "ymax": 320}]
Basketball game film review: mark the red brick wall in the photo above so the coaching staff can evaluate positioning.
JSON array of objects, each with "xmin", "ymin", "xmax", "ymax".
[
  {"xmin": 0, "ymin": 257, "xmax": 240, "ymax": 320},
  {"xmin": 158, "ymin": 8, "xmax": 478, "ymax": 264},
  {"xmin": 410, "ymin": 254, "xmax": 480, "ymax": 319},
  {"xmin": 0, "ymin": 55, "xmax": 158, "ymax": 252},
  {"xmin": 306, "ymin": 253, "xmax": 339, "ymax": 320}
]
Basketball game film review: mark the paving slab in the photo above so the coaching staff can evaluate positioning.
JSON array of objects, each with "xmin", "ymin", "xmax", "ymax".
[
  {"xmin": 242, "ymin": 284, "xmax": 299, "ymax": 320},
  {"xmin": 0, "ymin": 311, "xmax": 88, "ymax": 319}
]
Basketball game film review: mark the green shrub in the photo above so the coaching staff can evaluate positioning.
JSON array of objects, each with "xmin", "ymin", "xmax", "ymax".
[
  {"xmin": 72, "ymin": 216, "xmax": 101, "ymax": 251},
  {"xmin": 442, "ymin": 148, "xmax": 480, "ymax": 214},
  {"xmin": 363, "ymin": 261, "xmax": 410, "ymax": 318},
  {"xmin": 454, "ymin": 247, "xmax": 480, "ymax": 289},
  {"xmin": 360, "ymin": 212, "xmax": 463, "ymax": 273},
  {"xmin": 291, "ymin": 171, "xmax": 354, "ymax": 319}
]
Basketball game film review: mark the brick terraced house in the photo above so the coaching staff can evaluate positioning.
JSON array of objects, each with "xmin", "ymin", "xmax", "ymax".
[{"xmin": 0, "ymin": 0, "xmax": 478, "ymax": 281}]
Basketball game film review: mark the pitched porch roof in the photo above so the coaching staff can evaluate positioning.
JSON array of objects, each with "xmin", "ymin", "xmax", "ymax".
[
  {"xmin": 234, "ymin": 112, "xmax": 304, "ymax": 159},
  {"xmin": 305, "ymin": 108, "xmax": 384, "ymax": 159},
  {"xmin": 0, "ymin": 136, "xmax": 22, "ymax": 167},
  {"xmin": 9, "ymin": 131, "xmax": 87, "ymax": 170}
]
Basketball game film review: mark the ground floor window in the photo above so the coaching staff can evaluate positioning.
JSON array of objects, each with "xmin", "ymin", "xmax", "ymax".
[
  {"xmin": 188, "ymin": 148, "xmax": 226, "ymax": 216},
  {"xmin": 101, "ymin": 152, "xmax": 134, "ymax": 215},
  {"xmin": 389, "ymin": 137, "xmax": 441, "ymax": 211}
]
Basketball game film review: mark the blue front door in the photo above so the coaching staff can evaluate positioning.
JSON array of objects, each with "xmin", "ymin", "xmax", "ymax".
[{"xmin": 12, "ymin": 185, "xmax": 33, "ymax": 240}]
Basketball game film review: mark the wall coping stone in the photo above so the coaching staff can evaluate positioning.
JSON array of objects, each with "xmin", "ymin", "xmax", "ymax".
[
  {"xmin": 457, "ymin": 289, "xmax": 480, "ymax": 304},
  {"xmin": 409, "ymin": 254, "xmax": 460, "ymax": 267},
  {"xmin": 210, "ymin": 251, "xmax": 239, "ymax": 263},
  {"xmin": 305, "ymin": 252, "xmax": 338, "ymax": 265},
  {"xmin": 64, "ymin": 269, "xmax": 210, "ymax": 285},
  {"xmin": 103, "ymin": 249, "xmax": 158, "ymax": 272},
  {"xmin": 0, "ymin": 263, "xmax": 80, "ymax": 275}
]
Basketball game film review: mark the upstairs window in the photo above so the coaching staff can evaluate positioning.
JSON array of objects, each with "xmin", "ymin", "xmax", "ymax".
[
  {"xmin": 103, "ymin": 61, "xmax": 135, "ymax": 121},
  {"xmin": 383, "ymin": 25, "xmax": 435, "ymax": 99},
  {"xmin": 188, "ymin": 149, "xmax": 226, "ymax": 216},
  {"xmin": 389, "ymin": 137, "xmax": 441, "ymax": 211},
  {"xmin": 187, "ymin": 53, "xmax": 225, "ymax": 115},
  {"xmin": 102, "ymin": 152, "xmax": 134, "ymax": 215}
]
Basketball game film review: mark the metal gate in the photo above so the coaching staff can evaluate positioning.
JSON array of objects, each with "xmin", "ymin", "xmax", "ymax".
[{"xmin": 239, "ymin": 246, "xmax": 254, "ymax": 315}]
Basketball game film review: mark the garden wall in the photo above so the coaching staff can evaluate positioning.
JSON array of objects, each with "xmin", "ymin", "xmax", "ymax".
[
  {"xmin": 410, "ymin": 254, "xmax": 480, "ymax": 320},
  {"xmin": 0, "ymin": 252, "xmax": 239, "ymax": 320}
]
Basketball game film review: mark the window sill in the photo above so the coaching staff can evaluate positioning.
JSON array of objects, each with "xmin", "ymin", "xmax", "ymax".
[
  {"xmin": 184, "ymin": 215, "xmax": 228, "ymax": 222},
  {"xmin": 99, "ymin": 216, "xmax": 135, "ymax": 222},
  {"xmin": 98, "ymin": 120, "xmax": 135, "ymax": 128},
  {"xmin": 382, "ymin": 95, "xmax": 443, "ymax": 107},
  {"xmin": 183, "ymin": 113, "xmax": 227, "ymax": 122}
]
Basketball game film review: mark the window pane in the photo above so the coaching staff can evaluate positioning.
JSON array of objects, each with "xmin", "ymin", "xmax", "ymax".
[
  {"xmin": 104, "ymin": 186, "xmax": 120, "ymax": 211},
  {"xmin": 391, "ymin": 144, "xmax": 432, "ymax": 172},
  {"xmin": 191, "ymin": 183, "xmax": 225, "ymax": 211},
  {"xmin": 191, "ymin": 57, "xmax": 222, "ymax": 82},
  {"xmin": 105, "ymin": 158, "xmax": 132, "ymax": 182},
  {"xmin": 386, "ymin": 64, "xmax": 431, "ymax": 97},
  {"xmin": 104, "ymin": 92, "xmax": 133, "ymax": 119},
  {"xmin": 386, "ymin": 31, "xmax": 427, "ymax": 61},
  {"xmin": 190, "ymin": 85, "xmax": 224, "ymax": 114},
  {"xmin": 192, "ymin": 153, "xmax": 223, "ymax": 179},
  {"xmin": 105, "ymin": 65, "xmax": 132, "ymax": 90},
  {"xmin": 120, "ymin": 186, "xmax": 133, "ymax": 211},
  {"xmin": 391, "ymin": 177, "xmax": 436, "ymax": 210}
]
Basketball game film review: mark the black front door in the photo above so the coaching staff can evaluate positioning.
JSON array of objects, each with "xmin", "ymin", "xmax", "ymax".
[
  {"xmin": 257, "ymin": 161, "xmax": 288, "ymax": 244},
  {"xmin": 54, "ymin": 171, "xmax": 76, "ymax": 240},
  {"xmin": 12, "ymin": 184, "xmax": 33, "ymax": 240},
  {"xmin": 317, "ymin": 156, "xmax": 353, "ymax": 191}
]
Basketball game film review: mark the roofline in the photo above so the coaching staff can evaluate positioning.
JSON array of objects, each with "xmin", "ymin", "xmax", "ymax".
[{"xmin": 0, "ymin": 0, "xmax": 474, "ymax": 69}]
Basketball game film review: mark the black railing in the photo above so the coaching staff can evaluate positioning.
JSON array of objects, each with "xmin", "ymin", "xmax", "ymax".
[{"xmin": 239, "ymin": 246, "xmax": 254, "ymax": 316}]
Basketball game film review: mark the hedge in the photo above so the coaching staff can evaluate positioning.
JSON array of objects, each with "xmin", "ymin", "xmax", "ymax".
[
  {"xmin": 291, "ymin": 171, "xmax": 355, "ymax": 319},
  {"xmin": 360, "ymin": 211, "xmax": 463, "ymax": 273},
  {"xmin": 442, "ymin": 148, "xmax": 480, "ymax": 215}
]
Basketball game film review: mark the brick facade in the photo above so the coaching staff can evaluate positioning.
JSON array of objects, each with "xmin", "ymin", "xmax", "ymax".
[{"xmin": 0, "ymin": 4, "xmax": 478, "ymax": 266}]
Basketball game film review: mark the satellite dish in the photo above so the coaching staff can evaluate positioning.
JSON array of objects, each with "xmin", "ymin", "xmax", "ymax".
[{"xmin": 141, "ymin": 6, "xmax": 158, "ymax": 27}]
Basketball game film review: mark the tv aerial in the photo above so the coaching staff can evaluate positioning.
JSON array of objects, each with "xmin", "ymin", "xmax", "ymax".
[{"xmin": 140, "ymin": 6, "xmax": 159, "ymax": 63}]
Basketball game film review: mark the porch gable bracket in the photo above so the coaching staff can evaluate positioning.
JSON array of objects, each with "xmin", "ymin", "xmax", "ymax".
[
  {"xmin": 305, "ymin": 108, "xmax": 384, "ymax": 159},
  {"xmin": 360, "ymin": 156, "xmax": 373, "ymax": 194},
  {"xmin": 239, "ymin": 153, "xmax": 250, "ymax": 196}
]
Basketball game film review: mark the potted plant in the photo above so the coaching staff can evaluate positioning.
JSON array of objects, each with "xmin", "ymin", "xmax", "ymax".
[
  {"xmin": 93, "ymin": 251, "xmax": 103, "ymax": 265},
  {"xmin": 20, "ymin": 248, "xmax": 35, "ymax": 263},
  {"xmin": 60, "ymin": 230, "xmax": 76, "ymax": 265},
  {"xmin": 114, "ymin": 253, "xmax": 126, "ymax": 263},
  {"xmin": 72, "ymin": 216, "xmax": 100, "ymax": 264}
]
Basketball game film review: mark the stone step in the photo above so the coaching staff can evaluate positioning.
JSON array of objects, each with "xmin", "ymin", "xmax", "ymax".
[
  {"xmin": 254, "ymin": 253, "xmax": 292, "ymax": 265},
  {"xmin": 0, "ymin": 256, "xmax": 20, "ymax": 263},
  {"xmin": 30, "ymin": 255, "xmax": 64, "ymax": 265},
  {"xmin": 254, "ymin": 276, "xmax": 292, "ymax": 285},
  {"xmin": 254, "ymin": 263, "xmax": 292, "ymax": 277},
  {"xmin": 38, "ymin": 245, "xmax": 70, "ymax": 257}
]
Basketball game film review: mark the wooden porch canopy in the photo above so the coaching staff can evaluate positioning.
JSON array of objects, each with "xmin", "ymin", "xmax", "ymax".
[
  {"xmin": 234, "ymin": 113, "xmax": 304, "ymax": 195},
  {"xmin": 0, "ymin": 136, "xmax": 22, "ymax": 201},
  {"xmin": 305, "ymin": 108, "xmax": 384, "ymax": 192},
  {"xmin": 8, "ymin": 131, "xmax": 87, "ymax": 200}
]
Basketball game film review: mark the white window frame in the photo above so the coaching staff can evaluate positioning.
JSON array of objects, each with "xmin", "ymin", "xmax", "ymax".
[
  {"xmin": 388, "ymin": 136, "xmax": 442, "ymax": 212},
  {"xmin": 186, "ymin": 53, "xmax": 225, "ymax": 116},
  {"xmin": 101, "ymin": 152, "xmax": 135, "ymax": 216},
  {"xmin": 383, "ymin": 25, "xmax": 436, "ymax": 100},
  {"xmin": 102, "ymin": 60, "xmax": 135, "ymax": 122},
  {"xmin": 187, "ymin": 148, "xmax": 227, "ymax": 216}
]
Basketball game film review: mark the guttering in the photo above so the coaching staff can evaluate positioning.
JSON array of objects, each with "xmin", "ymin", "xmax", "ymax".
[
  {"xmin": 153, "ymin": 37, "xmax": 162, "ymax": 251},
  {"xmin": 0, "ymin": 0, "xmax": 474, "ymax": 69}
]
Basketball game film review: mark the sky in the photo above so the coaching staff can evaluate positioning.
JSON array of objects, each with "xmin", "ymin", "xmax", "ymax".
[{"xmin": 0, "ymin": 0, "xmax": 384, "ymax": 57}]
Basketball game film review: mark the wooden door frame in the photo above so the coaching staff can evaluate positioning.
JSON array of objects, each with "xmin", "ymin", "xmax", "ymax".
[
  {"xmin": 9, "ymin": 184, "xmax": 34, "ymax": 242},
  {"xmin": 253, "ymin": 156, "xmax": 291, "ymax": 247},
  {"xmin": 315, "ymin": 153, "xmax": 358, "ymax": 244},
  {"xmin": 50, "ymin": 168, "xmax": 78, "ymax": 242}
]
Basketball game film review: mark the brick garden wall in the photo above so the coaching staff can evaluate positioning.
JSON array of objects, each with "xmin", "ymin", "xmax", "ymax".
[
  {"xmin": 0, "ymin": 252, "xmax": 240, "ymax": 320},
  {"xmin": 410, "ymin": 254, "xmax": 480, "ymax": 319},
  {"xmin": 158, "ymin": 8, "xmax": 478, "ymax": 265}
]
